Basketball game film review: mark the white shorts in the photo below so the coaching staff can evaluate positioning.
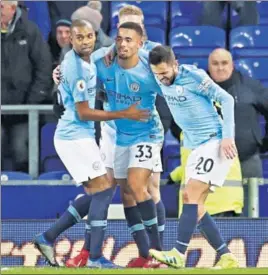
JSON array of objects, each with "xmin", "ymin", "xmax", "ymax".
[
  {"xmin": 185, "ymin": 139, "xmax": 234, "ymax": 190},
  {"xmin": 54, "ymin": 138, "xmax": 107, "ymax": 185},
  {"xmin": 114, "ymin": 142, "xmax": 163, "ymax": 179},
  {"xmin": 99, "ymin": 123, "xmax": 116, "ymax": 169}
]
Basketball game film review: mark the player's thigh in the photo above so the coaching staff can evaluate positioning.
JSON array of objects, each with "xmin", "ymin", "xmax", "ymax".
[
  {"xmin": 99, "ymin": 123, "xmax": 116, "ymax": 170},
  {"xmin": 185, "ymin": 139, "xmax": 233, "ymax": 191},
  {"xmin": 54, "ymin": 138, "xmax": 107, "ymax": 186},
  {"xmin": 113, "ymin": 145, "xmax": 129, "ymax": 179}
]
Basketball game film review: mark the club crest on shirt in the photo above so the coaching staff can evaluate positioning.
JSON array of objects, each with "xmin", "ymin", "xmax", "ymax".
[
  {"xmin": 76, "ymin": 79, "xmax": 86, "ymax": 92},
  {"xmin": 130, "ymin": 82, "xmax": 140, "ymax": 92}
]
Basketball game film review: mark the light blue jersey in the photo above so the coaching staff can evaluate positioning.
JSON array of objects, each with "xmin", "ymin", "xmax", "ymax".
[
  {"xmin": 143, "ymin": 40, "xmax": 160, "ymax": 52},
  {"xmin": 95, "ymin": 56, "xmax": 164, "ymax": 146},
  {"xmin": 97, "ymin": 40, "xmax": 159, "ymax": 133},
  {"xmin": 55, "ymin": 50, "xmax": 97, "ymax": 140},
  {"xmin": 155, "ymin": 65, "xmax": 235, "ymax": 149}
]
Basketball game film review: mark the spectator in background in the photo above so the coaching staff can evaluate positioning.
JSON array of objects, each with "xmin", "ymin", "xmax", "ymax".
[
  {"xmin": 55, "ymin": 1, "xmax": 113, "ymax": 64},
  {"xmin": 88, "ymin": 0, "xmax": 110, "ymax": 35},
  {"xmin": 49, "ymin": 19, "xmax": 71, "ymax": 67},
  {"xmin": 201, "ymin": 1, "xmax": 258, "ymax": 28},
  {"xmin": 1, "ymin": 0, "xmax": 52, "ymax": 172},
  {"xmin": 208, "ymin": 48, "xmax": 268, "ymax": 179}
]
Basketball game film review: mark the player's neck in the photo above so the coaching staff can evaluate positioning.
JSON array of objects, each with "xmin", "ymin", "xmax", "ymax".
[{"xmin": 117, "ymin": 55, "xmax": 139, "ymax": 69}]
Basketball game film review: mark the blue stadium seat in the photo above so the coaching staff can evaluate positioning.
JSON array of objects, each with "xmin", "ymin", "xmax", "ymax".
[
  {"xmin": 40, "ymin": 122, "xmax": 66, "ymax": 172},
  {"xmin": 38, "ymin": 171, "xmax": 72, "ymax": 180},
  {"xmin": 110, "ymin": 26, "xmax": 166, "ymax": 45},
  {"xmin": 234, "ymin": 58, "xmax": 268, "ymax": 82},
  {"xmin": 179, "ymin": 57, "xmax": 208, "ymax": 71},
  {"xmin": 169, "ymin": 26, "xmax": 226, "ymax": 58},
  {"xmin": 170, "ymin": 1, "xmax": 203, "ymax": 28},
  {"xmin": 1, "ymin": 171, "xmax": 32, "ymax": 181},
  {"xmin": 24, "ymin": 1, "xmax": 51, "ymax": 41},
  {"xmin": 110, "ymin": 1, "xmax": 168, "ymax": 29},
  {"xmin": 230, "ymin": 26, "xmax": 268, "ymax": 59}
]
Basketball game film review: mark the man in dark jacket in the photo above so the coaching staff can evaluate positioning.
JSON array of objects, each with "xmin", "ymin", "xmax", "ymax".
[
  {"xmin": 1, "ymin": 1, "xmax": 53, "ymax": 171},
  {"xmin": 208, "ymin": 48, "xmax": 268, "ymax": 178}
]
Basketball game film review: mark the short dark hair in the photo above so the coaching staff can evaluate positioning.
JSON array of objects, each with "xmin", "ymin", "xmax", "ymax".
[
  {"xmin": 149, "ymin": 45, "xmax": 176, "ymax": 65},
  {"xmin": 118, "ymin": 22, "xmax": 143, "ymax": 37},
  {"xmin": 71, "ymin": 19, "xmax": 94, "ymax": 32}
]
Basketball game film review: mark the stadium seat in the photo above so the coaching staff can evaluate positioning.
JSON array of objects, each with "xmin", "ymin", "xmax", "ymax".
[
  {"xmin": 110, "ymin": 1, "xmax": 168, "ymax": 29},
  {"xmin": 24, "ymin": 1, "xmax": 51, "ymax": 41},
  {"xmin": 40, "ymin": 122, "xmax": 66, "ymax": 172},
  {"xmin": 170, "ymin": 1, "xmax": 203, "ymax": 28},
  {"xmin": 38, "ymin": 171, "xmax": 72, "ymax": 180},
  {"xmin": 234, "ymin": 58, "xmax": 268, "ymax": 82},
  {"xmin": 1, "ymin": 171, "xmax": 32, "ymax": 181},
  {"xmin": 169, "ymin": 26, "xmax": 226, "ymax": 58},
  {"xmin": 230, "ymin": 26, "xmax": 268, "ymax": 59},
  {"xmin": 179, "ymin": 57, "xmax": 208, "ymax": 71}
]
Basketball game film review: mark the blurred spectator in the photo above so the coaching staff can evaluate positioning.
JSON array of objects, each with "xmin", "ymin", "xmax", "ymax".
[
  {"xmin": 88, "ymin": 0, "xmax": 110, "ymax": 34},
  {"xmin": 49, "ymin": 19, "xmax": 71, "ymax": 66},
  {"xmin": 201, "ymin": 1, "xmax": 258, "ymax": 28},
  {"xmin": 208, "ymin": 48, "xmax": 268, "ymax": 178},
  {"xmin": 1, "ymin": 0, "xmax": 53, "ymax": 172},
  {"xmin": 47, "ymin": 1, "xmax": 87, "ymax": 37}
]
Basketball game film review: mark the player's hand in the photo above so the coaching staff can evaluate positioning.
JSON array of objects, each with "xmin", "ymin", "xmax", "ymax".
[
  {"xmin": 103, "ymin": 48, "xmax": 116, "ymax": 67},
  {"xmin": 53, "ymin": 65, "xmax": 61, "ymax": 85},
  {"xmin": 123, "ymin": 102, "xmax": 150, "ymax": 121},
  {"xmin": 52, "ymin": 91, "xmax": 65, "ymax": 119},
  {"xmin": 220, "ymin": 138, "xmax": 237, "ymax": 160}
]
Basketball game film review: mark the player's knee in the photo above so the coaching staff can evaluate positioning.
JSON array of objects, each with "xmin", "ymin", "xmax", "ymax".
[
  {"xmin": 149, "ymin": 187, "xmax": 160, "ymax": 203},
  {"xmin": 121, "ymin": 191, "xmax": 136, "ymax": 207}
]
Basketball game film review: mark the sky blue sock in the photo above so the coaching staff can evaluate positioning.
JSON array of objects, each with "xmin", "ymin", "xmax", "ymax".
[
  {"xmin": 43, "ymin": 195, "xmax": 91, "ymax": 243},
  {"xmin": 198, "ymin": 212, "xmax": 230, "ymax": 257},
  {"xmin": 156, "ymin": 200, "xmax": 166, "ymax": 248},
  {"xmin": 88, "ymin": 187, "xmax": 114, "ymax": 259},
  {"xmin": 176, "ymin": 204, "xmax": 198, "ymax": 254},
  {"xmin": 124, "ymin": 206, "xmax": 150, "ymax": 258},
  {"xmin": 137, "ymin": 199, "xmax": 162, "ymax": 251}
]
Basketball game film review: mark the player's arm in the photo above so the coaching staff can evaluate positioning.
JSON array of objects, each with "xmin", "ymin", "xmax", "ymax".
[
  {"xmin": 76, "ymin": 101, "xmax": 149, "ymax": 121},
  {"xmin": 193, "ymin": 69, "xmax": 237, "ymax": 159},
  {"xmin": 194, "ymin": 70, "xmax": 235, "ymax": 139}
]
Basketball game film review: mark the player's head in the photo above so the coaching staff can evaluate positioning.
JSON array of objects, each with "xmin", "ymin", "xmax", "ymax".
[
  {"xmin": 1, "ymin": 1, "xmax": 17, "ymax": 27},
  {"xmin": 149, "ymin": 46, "xmax": 178, "ymax": 86},
  {"xmin": 116, "ymin": 22, "xmax": 143, "ymax": 60},
  {"xmin": 70, "ymin": 19, "xmax": 96, "ymax": 57},
  {"xmin": 208, "ymin": 48, "xmax": 234, "ymax": 82},
  {"xmin": 118, "ymin": 5, "xmax": 147, "ymax": 39}
]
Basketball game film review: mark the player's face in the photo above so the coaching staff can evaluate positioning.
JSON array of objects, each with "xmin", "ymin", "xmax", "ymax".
[
  {"xmin": 209, "ymin": 52, "xmax": 233, "ymax": 82},
  {"xmin": 1, "ymin": 2, "xmax": 16, "ymax": 26},
  {"xmin": 71, "ymin": 25, "xmax": 96, "ymax": 57},
  {"xmin": 56, "ymin": 26, "xmax": 71, "ymax": 48},
  {"xmin": 151, "ymin": 62, "xmax": 178, "ymax": 86},
  {"xmin": 116, "ymin": 28, "xmax": 142, "ymax": 60}
]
